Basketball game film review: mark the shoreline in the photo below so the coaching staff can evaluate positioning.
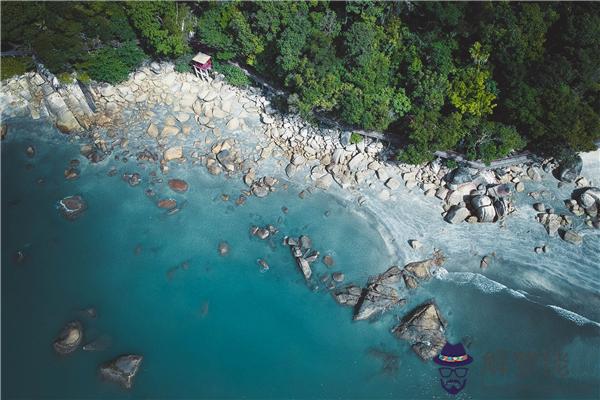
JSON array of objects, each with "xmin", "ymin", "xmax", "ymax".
[{"xmin": 1, "ymin": 65, "xmax": 599, "ymax": 320}]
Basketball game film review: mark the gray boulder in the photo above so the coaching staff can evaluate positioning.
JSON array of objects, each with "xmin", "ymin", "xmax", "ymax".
[
  {"xmin": 444, "ymin": 205, "xmax": 470, "ymax": 224},
  {"xmin": 332, "ymin": 285, "xmax": 362, "ymax": 307},
  {"xmin": 353, "ymin": 283, "xmax": 405, "ymax": 321},
  {"xmin": 578, "ymin": 187, "xmax": 600, "ymax": 209},
  {"xmin": 99, "ymin": 354, "xmax": 143, "ymax": 389},
  {"xmin": 562, "ymin": 230, "xmax": 583, "ymax": 246},
  {"xmin": 391, "ymin": 302, "xmax": 447, "ymax": 361},
  {"xmin": 296, "ymin": 257, "xmax": 312, "ymax": 281},
  {"xmin": 471, "ymin": 195, "xmax": 496, "ymax": 222},
  {"xmin": 556, "ymin": 155, "xmax": 583, "ymax": 182}
]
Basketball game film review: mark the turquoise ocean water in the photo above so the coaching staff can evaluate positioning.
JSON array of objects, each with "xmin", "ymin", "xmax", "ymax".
[{"xmin": 2, "ymin": 118, "xmax": 599, "ymax": 399}]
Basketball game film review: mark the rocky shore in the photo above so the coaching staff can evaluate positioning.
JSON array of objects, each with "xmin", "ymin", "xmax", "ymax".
[{"xmin": 2, "ymin": 62, "xmax": 599, "ymax": 384}]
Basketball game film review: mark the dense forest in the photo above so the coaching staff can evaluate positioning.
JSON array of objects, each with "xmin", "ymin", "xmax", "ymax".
[{"xmin": 1, "ymin": 1, "xmax": 599, "ymax": 164}]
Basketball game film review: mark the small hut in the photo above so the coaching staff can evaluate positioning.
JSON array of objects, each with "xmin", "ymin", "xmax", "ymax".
[{"xmin": 192, "ymin": 52, "xmax": 212, "ymax": 81}]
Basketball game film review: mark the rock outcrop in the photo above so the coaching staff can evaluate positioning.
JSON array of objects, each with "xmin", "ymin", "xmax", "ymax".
[
  {"xmin": 392, "ymin": 302, "xmax": 447, "ymax": 361},
  {"xmin": 353, "ymin": 266, "xmax": 406, "ymax": 321},
  {"xmin": 57, "ymin": 195, "xmax": 87, "ymax": 220},
  {"xmin": 53, "ymin": 321, "xmax": 83, "ymax": 355},
  {"xmin": 99, "ymin": 354, "xmax": 143, "ymax": 389}
]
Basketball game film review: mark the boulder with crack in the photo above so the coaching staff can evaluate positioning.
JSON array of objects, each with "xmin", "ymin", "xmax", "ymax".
[{"xmin": 391, "ymin": 302, "xmax": 447, "ymax": 361}]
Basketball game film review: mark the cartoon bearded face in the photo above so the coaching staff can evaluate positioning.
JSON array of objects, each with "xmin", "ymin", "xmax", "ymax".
[{"xmin": 438, "ymin": 366, "xmax": 469, "ymax": 395}]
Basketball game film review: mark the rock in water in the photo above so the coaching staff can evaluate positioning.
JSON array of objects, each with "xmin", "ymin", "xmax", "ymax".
[
  {"xmin": 332, "ymin": 272, "xmax": 345, "ymax": 282},
  {"xmin": 53, "ymin": 321, "xmax": 83, "ymax": 354},
  {"xmin": 401, "ymin": 250, "xmax": 445, "ymax": 289},
  {"xmin": 353, "ymin": 283, "xmax": 405, "ymax": 321},
  {"xmin": 168, "ymin": 179, "xmax": 189, "ymax": 193},
  {"xmin": 218, "ymin": 241, "xmax": 230, "ymax": 256},
  {"xmin": 392, "ymin": 302, "xmax": 447, "ymax": 361},
  {"xmin": 332, "ymin": 285, "xmax": 363, "ymax": 306},
  {"xmin": 480, "ymin": 255, "xmax": 492, "ymax": 269},
  {"xmin": 444, "ymin": 206, "xmax": 470, "ymax": 224},
  {"xmin": 25, "ymin": 145, "xmax": 36, "ymax": 158},
  {"xmin": 157, "ymin": 199, "xmax": 177, "ymax": 209},
  {"xmin": 555, "ymin": 155, "xmax": 583, "ymax": 182},
  {"xmin": 322, "ymin": 255, "xmax": 335, "ymax": 267},
  {"xmin": 578, "ymin": 187, "xmax": 600, "ymax": 209},
  {"xmin": 296, "ymin": 257, "xmax": 312, "ymax": 281},
  {"xmin": 99, "ymin": 354, "xmax": 143, "ymax": 389},
  {"xmin": 57, "ymin": 195, "xmax": 87, "ymax": 220},
  {"xmin": 163, "ymin": 146, "xmax": 183, "ymax": 161},
  {"xmin": 562, "ymin": 230, "xmax": 583, "ymax": 245}
]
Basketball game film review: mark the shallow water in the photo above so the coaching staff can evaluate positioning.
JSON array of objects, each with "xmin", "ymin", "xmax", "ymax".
[{"xmin": 2, "ymin": 118, "xmax": 599, "ymax": 399}]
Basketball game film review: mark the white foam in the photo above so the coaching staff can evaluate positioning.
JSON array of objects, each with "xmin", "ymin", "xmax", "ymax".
[
  {"xmin": 547, "ymin": 305, "xmax": 600, "ymax": 328},
  {"xmin": 436, "ymin": 271, "xmax": 526, "ymax": 299}
]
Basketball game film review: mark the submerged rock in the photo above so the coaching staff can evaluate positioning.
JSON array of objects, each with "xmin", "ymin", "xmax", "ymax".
[
  {"xmin": 53, "ymin": 321, "xmax": 83, "ymax": 355},
  {"xmin": 168, "ymin": 179, "xmax": 189, "ymax": 193},
  {"xmin": 218, "ymin": 241, "xmax": 230, "ymax": 256},
  {"xmin": 562, "ymin": 230, "xmax": 583, "ymax": 245},
  {"xmin": 322, "ymin": 255, "xmax": 335, "ymax": 267},
  {"xmin": 157, "ymin": 199, "xmax": 177, "ymax": 209},
  {"xmin": 99, "ymin": 354, "xmax": 143, "ymax": 389},
  {"xmin": 57, "ymin": 195, "xmax": 87, "ymax": 220},
  {"xmin": 392, "ymin": 302, "xmax": 447, "ymax": 361}
]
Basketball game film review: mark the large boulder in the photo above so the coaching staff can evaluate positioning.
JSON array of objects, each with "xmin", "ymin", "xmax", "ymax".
[
  {"xmin": 555, "ymin": 155, "xmax": 583, "ymax": 183},
  {"xmin": 53, "ymin": 321, "xmax": 83, "ymax": 355},
  {"xmin": 163, "ymin": 146, "xmax": 183, "ymax": 161},
  {"xmin": 444, "ymin": 205, "xmax": 470, "ymax": 224},
  {"xmin": 447, "ymin": 167, "xmax": 473, "ymax": 190},
  {"xmin": 471, "ymin": 195, "xmax": 496, "ymax": 223},
  {"xmin": 353, "ymin": 283, "xmax": 405, "ymax": 321},
  {"xmin": 562, "ymin": 230, "xmax": 583, "ymax": 246},
  {"xmin": 402, "ymin": 251, "xmax": 445, "ymax": 289},
  {"xmin": 392, "ymin": 302, "xmax": 447, "ymax": 361},
  {"xmin": 578, "ymin": 187, "xmax": 600, "ymax": 209},
  {"xmin": 296, "ymin": 257, "xmax": 312, "ymax": 281},
  {"xmin": 99, "ymin": 354, "xmax": 143, "ymax": 389},
  {"xmin": 332, "ymin": 285, "xmax": 362, "ymax": 306},
  {"xmin": 44, "ymin": 92, "xmax": 82, "ymax": 133}
]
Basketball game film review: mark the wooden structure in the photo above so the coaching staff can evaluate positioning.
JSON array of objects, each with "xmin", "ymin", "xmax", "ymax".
[{"xmin": 192, "ymin": 52, "xmax": 212, "ymax": 81}]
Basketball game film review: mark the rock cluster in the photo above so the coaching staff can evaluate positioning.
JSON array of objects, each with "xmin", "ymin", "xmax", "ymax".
[{"xmin": 283, "ymin": 235, "xmax": 320, "ymax": 282}]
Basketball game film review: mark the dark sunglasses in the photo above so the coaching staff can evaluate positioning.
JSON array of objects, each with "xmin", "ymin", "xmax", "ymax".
[{"xmin": 439, "ymin": 367, "xmax": 468, "ymax": 378}]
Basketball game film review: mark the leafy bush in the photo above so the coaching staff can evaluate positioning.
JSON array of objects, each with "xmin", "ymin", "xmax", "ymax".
[
  {"xmin": 350, "ymin": 132, "xmax": 363, "ymax": 144},
  {"xmin": 83, "ymin": 42, "xmax": 146, "ymax": 84},
  {"xmin": 57, "ymin": 72, "xmax": 74, "ymax": 84},
  {"xmin": 76, "ymin": 71, "xmax": 91, "ymax": 84},
  {"xmin": 174, "ymin": 53, "xmax": 194, "ymax": 73},
  {"xmin": 1, "ymin": 56, "xmax": 33, "ymax": 80},
  {"xmin": 213, "ymin": 60, "xmax": 251, "ymax": 87},
  {"xmin": 443, "ymin": 159, "xmax": 459, "ymax": 169}
]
